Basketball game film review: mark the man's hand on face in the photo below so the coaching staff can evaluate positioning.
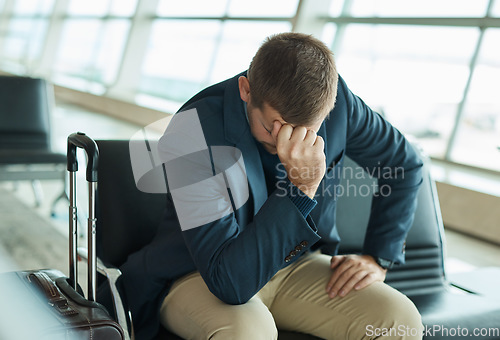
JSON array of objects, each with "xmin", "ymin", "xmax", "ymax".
[
  {"xmin": 271, "ymin": 121, "xmax": 326, "ymax": 199},
  {"xmin": 325, "ymin": 255, "xmax": 387, "ymax": 298}
]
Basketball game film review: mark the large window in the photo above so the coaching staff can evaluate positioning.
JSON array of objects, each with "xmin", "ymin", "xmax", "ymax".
[
  {"xmin": 333, "ymin": 24, "xmax": 478, "ymax": 158},
  {"xmin": 140, "ymin": 20, "xmax": 291, "ymax": 106},
  {"xmin": 0, "ymin": 0, "xmax": 53, "ymax": 73},
  {"xmin": 325, "ymin": 0, "xmax": 499, "ymax": 172},
  {"xmin": 139, "ymin": 0, "xmax": 295, "ymax": 110},
  {"xmin": 140, "ymin": 19, "xmax": 223, "ymax": 104},
  {"xmin": 451, "ymin": 28, "xmax": 500, "ymax": 171},
  {"xmin": 52, "ymin": 18, "xmax": 130, "ymax": 93},
  {"xmin": 67, "ymin": 0, "xmax": 137, "ymax": 16},
  {"xmin": 51, "ymin": 0, "xmax": 135, "ymax": 93},
  {"xmin": 347, "ymin": 0, "xmax": 489, "ymax": 17},
  {"xmin": 493, "ymin": 0, "xmax": 500, "ymax": 16}
]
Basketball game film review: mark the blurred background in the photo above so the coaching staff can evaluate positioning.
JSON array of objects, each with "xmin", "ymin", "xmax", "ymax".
[{"xmin": 0, "ymin": 0, "xmax": 499, "ymax": 286}]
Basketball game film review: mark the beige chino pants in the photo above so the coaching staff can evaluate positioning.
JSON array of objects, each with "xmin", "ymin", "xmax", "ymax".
[{"xmin": 160, "ymin": 252, "xmax": 423, "ymax": 339}]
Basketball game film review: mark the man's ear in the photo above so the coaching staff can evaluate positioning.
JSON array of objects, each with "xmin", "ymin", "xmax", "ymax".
[{"xmin": 238, "ymin": 76, "xmax": 250, "ymax": 103}]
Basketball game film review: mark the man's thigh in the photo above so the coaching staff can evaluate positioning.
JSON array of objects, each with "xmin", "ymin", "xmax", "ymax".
[
  {"xmin": 160, "ymin": 271, "xmax": 278, "ymax": 340},
  {"xmin": 270, "ymin": 253, "xmax": 423, "ymax": 340}
]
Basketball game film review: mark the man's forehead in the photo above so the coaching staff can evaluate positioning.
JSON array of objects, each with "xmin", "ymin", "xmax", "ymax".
[
  {"xmin": 261, "ymin": 103, "xmax": 323, "ymax": 128},
  {"xmin": 261, "ymin": 109, "xmax": 324, "ymax": 134}
]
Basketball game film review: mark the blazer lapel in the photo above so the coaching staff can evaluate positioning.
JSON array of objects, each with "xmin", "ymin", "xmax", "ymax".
[
  {"xmin": 223, "ymin": 73, "xmax": 267, "ymax": 215},
  {"xmin": 318, "ymin": 119, "xmax": 328, "ymax": 164}
]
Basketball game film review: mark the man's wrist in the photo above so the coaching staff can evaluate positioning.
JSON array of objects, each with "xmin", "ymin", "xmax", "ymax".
[
  {"xmin": 372, "ymin": 256, "xmax": 394, "ymax": 270},
  {"xmin": 288, "ymin": 180, "xmax": 319, "ymax": 199},
  {"xmin": 286, "ymin": 180, "xmax": 317, "ymax": 218}
]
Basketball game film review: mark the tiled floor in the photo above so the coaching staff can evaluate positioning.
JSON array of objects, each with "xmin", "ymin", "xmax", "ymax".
[{"xmin": 1, "ymin": 99, "xmax": 500, "ymax": 277}]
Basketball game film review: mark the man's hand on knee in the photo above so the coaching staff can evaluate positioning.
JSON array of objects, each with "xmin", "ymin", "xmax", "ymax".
[{"xmin": 325, "ymin": 255, "xmax": 387, "ymax": 298}]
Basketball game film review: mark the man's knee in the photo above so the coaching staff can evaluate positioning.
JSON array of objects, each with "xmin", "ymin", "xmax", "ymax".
[
  {"xmin": 211, "ymin": 306, "xmax": 278, "ymax": 340},
  {"xmin": 367, "ymin": 290, "xmax": 423, "ymax": 339}
]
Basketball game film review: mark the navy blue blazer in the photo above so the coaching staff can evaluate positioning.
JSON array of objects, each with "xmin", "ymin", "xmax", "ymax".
[{"xmin": 118, "ymin": 72, "xmax": 423, "ymax": 340}]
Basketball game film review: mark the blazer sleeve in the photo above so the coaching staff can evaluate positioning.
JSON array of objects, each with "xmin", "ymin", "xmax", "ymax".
[
  {"xmin": 340, "ymin": 76, "xmax": 423, "ymax": 264},
  {"xmin": 158, "ymin": 114, "xmax": 321, "ymax": 305}
]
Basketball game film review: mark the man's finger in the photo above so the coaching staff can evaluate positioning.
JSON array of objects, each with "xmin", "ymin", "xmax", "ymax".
[
  {"xmin": 313, "ymin": 135, "xmax": 324, "ymax": 149},
  {"xmin": 330, "ymin": 255, "xmax": 345, "ymax": 269},
  {"xmin": 276, "ymin": 124, "xmax": 293, "ymax": 147},
  {"xmin": 290, "ymin": 126, "xmax": 307, "ymax": 142},
  {"xmin": 337, "ymin": 270, "xmax": 369, "ymax": 297},
  {"xmin": 326, "ymin": 259, "xmax": 353, "ymax": 293},
  {"xmin": 326, "ymin": 265, "xmax": 357, "ymax": 298},
  {"xmin": 354, "ymin": 273, "xmax": 376, "ymax": 291},
  {"xmin": 304, "ymin": 129, "xmax": 317, "ymax": 145}
]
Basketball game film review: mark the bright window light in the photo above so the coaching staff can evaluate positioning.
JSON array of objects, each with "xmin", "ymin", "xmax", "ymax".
[
  {"xmin": 491, "ymin": 0, "xmax": 500, "ymax": 17},
  {"xmin": 210, "ymin": 21, "xmax": 291, "ymax": 83},
  {"xmin": 13, "ymin": 0, "xmax": 54, "ymax": 16},
  {"xmin": 53, "ymin": 19, "xmax": 130, "ymax": 88},
  {"xmin": 157, "ymin": 0, "xmax": 228, "ymax": 17},
  {"xmin": 329, "ymin": 0, "xmax": 346, "ymax": 17},
  {"xmin": 349, "ymin": 0, "xmax": 489, "ymax": 17},
  {"xmin": 452, "ymin": 28, "xmax": 500, "ymax": 171},
  {"xmin": 140, "ymin": 20, "xmax": 221, "ymax": 103},
  {"xmin": 334, "ymin": 24, "xmax": 479, "ymax": 158},
  {"xmin": 67, "ymin": 0, "xmax": 109, "ymax": 16},
  {"xmin": 109, "ymin": 0, "xmax": 137, "ymax": 17},
  {"xmin": 227, "ymin": 0, "xmax": 299, "ymax": 17},
  {"xmin": 68, "ymin": 0, "xmax": 137, "ymax": 17},
  {"xmin": 3, "ymin": 18, "xmax": 49, "ymax": 64},
  {"xmin": 321, "ymin": 23, "xmax": 337, "ymax": 45}
]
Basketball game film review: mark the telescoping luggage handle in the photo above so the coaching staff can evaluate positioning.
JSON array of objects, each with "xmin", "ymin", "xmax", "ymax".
[{"xmin": 67, "ymin": 132, "xmax": 99, "ymax": 301}]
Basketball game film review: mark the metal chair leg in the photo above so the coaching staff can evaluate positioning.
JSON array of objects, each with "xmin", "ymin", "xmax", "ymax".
[
  {"xmin": 51, "ymin": 172, "xmax": 69, "ymax": 217},
  {"xmin": 31, "ymin": 179, "xmax": 43, "ymax": 207}
]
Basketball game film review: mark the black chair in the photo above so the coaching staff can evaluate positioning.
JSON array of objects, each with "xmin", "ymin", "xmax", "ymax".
[
  {"xmin": 0, "ymin": 76, "xmax": 66, "ymax": 211},
  {"xmin": 95, "ymin": 140, "xmax": 321, "ymax": 339},
  {"xmin": 336, "ymin": 150, "xmax": 500, "ymax": 340},
  {"xmin": 95, "ymin": 140, "xmax": 500, "ymax": 340}
]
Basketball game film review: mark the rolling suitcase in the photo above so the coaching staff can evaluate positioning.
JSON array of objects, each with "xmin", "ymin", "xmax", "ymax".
[{"xmin": 0, "ymin": 132, "xmax": 124, "ymax": 339}]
